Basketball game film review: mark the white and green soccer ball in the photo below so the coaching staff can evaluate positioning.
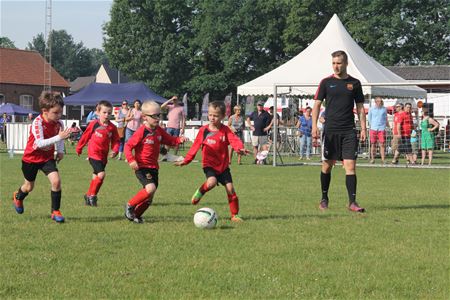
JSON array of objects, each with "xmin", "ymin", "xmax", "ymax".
[{"xmin": 193, "ymin": 207, "xmax": 218, "ymax": 229}]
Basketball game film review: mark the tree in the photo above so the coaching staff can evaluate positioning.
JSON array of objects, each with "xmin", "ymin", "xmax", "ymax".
[
  {"xmin": 27, "ymin": 30, "xmax": 96, "ymax": 81},
  {"xmin": 0, "ymin": 36, "xmax": 17, "ymax": 49}
]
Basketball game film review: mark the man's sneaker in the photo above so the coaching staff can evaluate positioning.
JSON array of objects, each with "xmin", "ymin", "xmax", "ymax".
[
  {"xmin": 319, "ymin": 199, "xmax": 329, "ymax": 211},
  {"xmin": 348, "ymin": 202, "xmax": 365, "ymax": 213},
  {"xmin": 133, "ymin": 217, "xmax": 144, "ymax": 224},
  {"xmin": 13, "ymin": 191, "xmax": 24, "ymax": 214},
  {"xmin": 51, "ymin": 210, "xmax": 65, "ymax": 223},
  {"xmin": 231, "ymin": 214, "xmax": 244, "ymax": 222},
  {"xmin": 191, "ymin": 189, "xmax": 203, "ymax": 205},
  {"xmin": 124, "ymin": 204, "xmax": 135, "ymax": 221}
]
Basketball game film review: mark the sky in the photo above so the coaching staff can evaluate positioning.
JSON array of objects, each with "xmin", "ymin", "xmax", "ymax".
[{"xmin": 1, "ymin": 0, "xmax": 113, "ymax": 49}]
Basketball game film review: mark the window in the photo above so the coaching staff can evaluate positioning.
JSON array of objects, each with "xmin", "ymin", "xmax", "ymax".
[{"xmin": 20, "ymin": 95, "xmax": 33, "ymax": 110}]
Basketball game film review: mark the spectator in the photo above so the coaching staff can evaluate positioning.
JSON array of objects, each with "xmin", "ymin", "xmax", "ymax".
[
  {"xmin": 296, "ymin": 106, "xmax": 313, "ymax": 160},
  {"xmin": 394, "ymin": 103, "xmax": 414, "ymax": 164},
  {"xmin": 410, "ymin": 129, "xmax": 418, "ymax": 164},
  {"xmin": 267, "ymin": 106, "xmax": 282, "ymax": 146},
  {"xmin": 26, "ymin": 113, "xmax": 34, "ymax": 123},
  {"xmin": 68, "ymin": 122, "xmax": 82, "ymax": 145},
  {"xmin": 420, "ymin": 108, "xmax": 439, "ymax": 165},
  {"xmin": 228, "ymin": 105, "xmax": 245, "ymax": 165},
  {"xmin": 368, "ymin": 97, "xmax": 388, "ymax": 164},
  {"xmin": 391, "ymin": 103, "xmax": 403, "ymax": 164},
  {"xmin": 86, "ymin": 104, "xmax": 99, "ymax": 124},
  {"xmin": 125, "ymin": 99, "xmax": 142, "ymax": 142},
  {"xmin": 161, "ymin": 96, "xmax": 185, "ymax": 155},
  {"xmin": 0, "ymin": 112, "xmax": 10, "ymax": 142},
  {"xmin": 246, "ymin": 101, "xmax": 271, "ymax": 164},
  {"xmin": 115, "ymin": 100, "xmax": 129, "ymax": 160}
]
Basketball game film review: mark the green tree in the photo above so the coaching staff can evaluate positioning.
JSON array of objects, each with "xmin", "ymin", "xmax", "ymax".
[
  {"xmin": 27, "ymin": 30, "xmax": 96, "ymax": 81},
  {"xmin": 0, "ymin": 36, "xmax": 17, "ymax": 49}
]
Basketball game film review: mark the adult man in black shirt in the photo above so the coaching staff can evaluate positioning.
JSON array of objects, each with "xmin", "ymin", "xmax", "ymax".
[
  {"xmin": 312, "ymin": 50, "xmax": 366, "ymax": 213},
  {"xmin": 246, "ymin": 101, "xmax": 271, "ymax": 162}
]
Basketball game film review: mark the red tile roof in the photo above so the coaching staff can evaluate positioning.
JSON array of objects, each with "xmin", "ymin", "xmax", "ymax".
[{"xmin": 0, "ymin": 48, "xmax": 70, "ymax": 87}]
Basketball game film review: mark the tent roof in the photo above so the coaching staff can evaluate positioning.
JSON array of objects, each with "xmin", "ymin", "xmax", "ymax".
[
  {"xmin": 0, "ymin": 103, "xmax": 39, "ymax": 116},
  {"xmin": 237, "ymin": 14, "xmax": 426, "ymax": 98},
  {"xmin": 64, "ymin": 82, "xmax": 167, "ymax": 105}
]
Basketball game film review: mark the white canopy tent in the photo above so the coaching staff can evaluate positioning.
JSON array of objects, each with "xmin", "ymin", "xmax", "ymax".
[{"xmin": 237, "ymin": 14, "xmax": 426, "ymax": 98}]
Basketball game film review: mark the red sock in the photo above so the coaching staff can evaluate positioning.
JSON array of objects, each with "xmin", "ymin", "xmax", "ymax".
[
  {"xmin": 128, "ymin": 189, "xmax": 151, "ymax": 207},
  {"xmin": 93, "ymin": 177, "xmax": 104, "ymax": 195},
  {"xmin": 199, "ymin": 182, "xmax": 212, "ymax": 194},
  {"xmin": 135, "ymin": 200, "xmax": 151, "ymax": 217},
  {"xmin": 227, "ymin": 192, "xmax": 239, "ymax": 216},
  {"xmin": 87, "ymin": 177, "xmax": 102, "ymax": 196}
]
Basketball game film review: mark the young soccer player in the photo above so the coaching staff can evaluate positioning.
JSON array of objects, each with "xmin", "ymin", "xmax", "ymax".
[
  {"xmin": 12, "ymin": 91, "xmax": 71, "ymax": 223},
  {"xmin": 76, "ymin": 100, "xmax": 120, "ymax": 206},
  {"xmin": 124, "ymin": 100, "xmax": 187, "ymax": 223},
  {"xmin": 175, "ymin": 101, "xmax": 249, "ymax": 222}
]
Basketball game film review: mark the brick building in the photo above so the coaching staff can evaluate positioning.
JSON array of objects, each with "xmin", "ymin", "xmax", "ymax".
[{"xmin": 0, "ymin": 48, "xmax": 70, "ymax": 112}]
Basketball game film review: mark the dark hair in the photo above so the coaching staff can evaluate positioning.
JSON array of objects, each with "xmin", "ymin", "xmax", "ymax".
[
  {"xmin": 306, "ymin": 106, "xmax": 312, "ymax": 111},
  {"xmin": 97, "ymin": 100, "xmax": 113, "ymax": 110},
  {"xmin": 39, "ymin": 91, "xmax": 64, "ymax": 110},
  {"xmin": 331, "ymin": 50, "xmax": 348, "ymax": 63},
  {"xmin": 405, "ymin": 102, "xmax": 412, "ymax": 107},
  {"xmin": 134, "ymin": 99, "xmax": 142, "ymax": 105},
  {"xmin": 71, "ymin": 122, "xmax": 77, "ymax": 127},
  {"xmin": 208, "ymin": 101, "xmax": 226, "ymax": 115}
]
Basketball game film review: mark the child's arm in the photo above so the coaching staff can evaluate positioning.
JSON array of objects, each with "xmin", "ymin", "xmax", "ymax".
[
  {"xmin": 124, "ymin": 126, "xmax": 142, "ymax": 170},
  {"xmin": 110, "ymin": 125, "xmax": 120, "ymax": 158},
  {"xmin": 75, "ymin": 121, "xmax": 95, "ymax": 155},
  {"xmin": 225, "ymin": 126, "xmax": 249, "ymax": 155},
  {"xmin": 175, "ymin": 127, "xmax": 204, "ymax": 166},
  {"xmin": 31, "ymin": 118, "xmax": 70, "ymax": 149},
  {"xmin": 55, "ymin": 121, "xmax": 66, "ymax": 162}
]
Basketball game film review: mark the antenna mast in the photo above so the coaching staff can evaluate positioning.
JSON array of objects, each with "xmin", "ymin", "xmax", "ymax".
[{"xmin": 44, "ymin": 0, "xmax": 52, "ymax": 92}]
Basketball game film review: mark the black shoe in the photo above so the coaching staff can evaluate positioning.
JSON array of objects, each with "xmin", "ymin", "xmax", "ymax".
[
  {"xmin": 84, "ymin": 194, "xmax": 91, "ymax": 206},
  {"xmin": 125, "ymin": 204, "xmax": 135, "ymax": 221},
  {"xmin": 133, "ymin": 216, "xmax": 144, "ymax": 224},
  {"xmin": 90, "ymin": 195, "xmax": 98, "ymax": 207}
]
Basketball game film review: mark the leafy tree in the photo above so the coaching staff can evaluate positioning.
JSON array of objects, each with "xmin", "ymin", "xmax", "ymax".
[
  {"xmin": 27, "ymin": 30, "xmax": 95, "ymax": 81},
  {"xmin": 0, "ymin": 36, "xmax": 17, "ymax": 49}
]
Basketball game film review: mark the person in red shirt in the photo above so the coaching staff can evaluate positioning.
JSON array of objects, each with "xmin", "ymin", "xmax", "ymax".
[
  {"xmin": 391, "ymin": 103, "xmax": 404, "ymax": 164},
  {"xmin": 175, "ymin": 101, "xmax": 249, "ymax": 222},
  {"xmin": 124, "ymin": 101, "xmax": 187, "ymax": 223},
  {"xmin": 76, "ymin": 100, "xmax": 120, "ymax": 206},
  {"xmin": 392, "ymin": 103, "xmax": 414, "ymax": 164},
  {"xmin": 12, "ymin": 91, "xmax": 71, "ymax": 223}
]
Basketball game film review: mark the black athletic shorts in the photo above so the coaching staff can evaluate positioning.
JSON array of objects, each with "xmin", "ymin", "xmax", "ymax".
[
  {"xmin": 322, "ymin": 129, "xmax": 358, "ymax": 161},
  {"xmin": 22, "ymin": 159, "xmax": 58, "ymax": 182},
  {"xmin": 203, "ymin": 167, "xmax": 233, "ymax": 185},
  {"xmin": 89, "ymin": 158, "xmax": 107, "ymax": 174},
  {"xmin": 399, "ymin": 136, "xmax": 412, "ymax": 154},
  {"xmin": 135, "ymin": 168, "xmax": 159, "ymax": 188}
]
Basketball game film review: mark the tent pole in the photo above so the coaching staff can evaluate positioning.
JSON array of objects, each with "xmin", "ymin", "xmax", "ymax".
[
  {"xmin": 367, "ymin": 93, "xmax": 371, "ymax": 151},
  {"xmin": 273, "ymin": 85, "xmax": 277, "ymax": 166}
]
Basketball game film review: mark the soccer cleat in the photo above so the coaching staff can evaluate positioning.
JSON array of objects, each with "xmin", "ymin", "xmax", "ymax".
[
  {"xmin": 231, "ymin": 214, "xmax": 244, "ymax": 222},
  {"xmin": 191, "ymin": 189, "xmax": 204, "ymax": 205},
  {"xmin": 124, "ymin": 204, "xmax": 135, "ymax": 221},
  {"xmin": 348, "ymin": 202, "xmax": 365, "ymax": 213},
  {"xmin": 319, "ymin": 199, "xmax": 329, "ymax": 211},
  {"xmin": 51, "ymin": 210, "xmax": 65, "ymax": 223},
  {"xmin": 13, "ymin": 191, "xmax": 24, "ymax": 214},
  {"xmin": 90, "ymin": 195, "xmax": 98, "ymax": 207},
  {"xmin": 133, "ymin": 217, "xmax": 144, "ymax": 224},
  {"xmin": 84, "ymin": 194, "xmax": 91, "ymax": 206}
]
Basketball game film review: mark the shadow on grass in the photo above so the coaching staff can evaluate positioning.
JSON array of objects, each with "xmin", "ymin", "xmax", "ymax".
[
  {"xmin": 377, "ymin": 204, "xmax": 450, "ymax": 210},
  {"xmin": 248, "ymin": 214, "xmax": 340, "ymax": 221},
  {"xmin": 68, "ymin": 215, "xmax": 126, "ymax": 223},
  {"xmin": 152, "ymin": 202, "xmax": 192, "ymax": 207}
]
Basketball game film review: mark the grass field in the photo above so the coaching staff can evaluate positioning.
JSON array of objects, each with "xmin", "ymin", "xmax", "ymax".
[{"xmin": 0, "ymin": 145, "xmax": 449, "ymax": 299}]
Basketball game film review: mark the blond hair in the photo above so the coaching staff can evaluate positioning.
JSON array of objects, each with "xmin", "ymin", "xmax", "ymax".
[
  {"xmin": 141, "ymin": 100, "xmax": 160, "ymax": 114},
  {"xmin": 233, "ymin": 105, "xmax": 242, "ymax": 112}
]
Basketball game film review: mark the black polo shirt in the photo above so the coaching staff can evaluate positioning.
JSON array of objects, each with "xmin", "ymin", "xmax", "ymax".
[
  {"xmin": 249, "ymin": 110, "xmax": 271, "ymax": 136},
  {"xmin": 315, "ymin": 75, "xmax": 364, "ymax": 132}
]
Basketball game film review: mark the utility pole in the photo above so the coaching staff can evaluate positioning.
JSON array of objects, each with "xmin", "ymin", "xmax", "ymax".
[{"xmin": 44, "ymin": 0, "xmax": 52, "ymax": 92}]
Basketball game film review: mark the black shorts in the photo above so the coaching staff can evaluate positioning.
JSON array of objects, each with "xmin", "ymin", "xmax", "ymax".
[
  {"xmin": 22, "ymin": 160, "xmax": 58, "ymax": 182},
  {"xmin": 89, "ymin": 158, "xmax": 107, "ymax": 174},
  {"xmin": 322, "ymin": 129, "xmax": 358, "ymax": 161},
  {"xmin": 135, "ymin": 168, "xmax": 159, "ymax": 188},
  {"xmin": 203, "ymin": 167, "xmax": 233, "ymax": 185},
  {"xmin": 399, "ymin": 136, "xmax": 412, "ymax": 154}
]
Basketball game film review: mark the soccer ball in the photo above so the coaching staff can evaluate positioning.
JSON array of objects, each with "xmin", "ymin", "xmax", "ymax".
[{"xmin": 193, "ymin": 207, "xmax": 218, "ymax": 229}]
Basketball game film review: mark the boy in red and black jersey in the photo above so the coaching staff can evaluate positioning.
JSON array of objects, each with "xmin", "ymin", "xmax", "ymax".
[
  {"xmin": 76, "ymin": 100, "xmax": 120, "ymax": 206},
  {"xmin": 12, "ymin": 91, "xmax": 71, "ymax": 222},
  {"xmin": 176, "ymin": 101, "xmax": 249, "ymax": 222},
  {"xmin": 124, "ymin": 100, "xmax": 187, "ymax": 223}
]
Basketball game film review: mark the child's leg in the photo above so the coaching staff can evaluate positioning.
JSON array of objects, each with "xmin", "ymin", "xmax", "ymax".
[
  {"xmin": 192, "ymin": 176, "xmax": 217, "ymax": 205},
  {"xmin": 47, "ymin": 171, "xmax": 62, "ymax": 212},
  {"xmin": 225, "ymin": 183, "xmax": 239, "ymax": 217},
  {"xmin": 134, "ymin": 183, "xmax": 157, "ymax": 217}
]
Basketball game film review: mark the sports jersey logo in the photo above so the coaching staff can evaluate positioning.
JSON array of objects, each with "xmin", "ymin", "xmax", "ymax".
[
  {"xmin": 144, "ymin": 138, "xmax": 155, "ymax": 144},
  {"xmin": 206, "ymin": 139, "xmax": 216, "ymax": 145},
  {"xmin": 329, "ymin": 84, "xmax": 337, "ymax": 88},
  {"xmin": 146, "ymin": 172, "xmax": 153, "ymax": 180},
  {"xmin": 346, "ymin": 83, "xmax": 353, "ymax": 90},
  {"xmin": 95, "ymin": 131, "xmax": 103, "ymax": 138}
]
